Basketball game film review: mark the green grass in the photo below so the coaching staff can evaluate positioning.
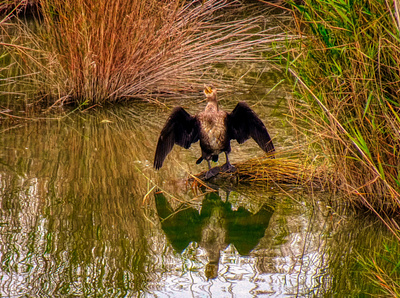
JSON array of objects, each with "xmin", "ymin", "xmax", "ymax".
[
  {"xmin": 286, "ymin": 0, "xmax": 400, "ymax": 213},
  {"xmin": 286, "ymin": 0, "xmax": 400, "ymax": 294}
]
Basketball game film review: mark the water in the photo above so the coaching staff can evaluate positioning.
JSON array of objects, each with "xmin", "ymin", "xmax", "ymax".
[{"xmin": 0, "ymin": 85, "xmax": 397, "ymax": 297}]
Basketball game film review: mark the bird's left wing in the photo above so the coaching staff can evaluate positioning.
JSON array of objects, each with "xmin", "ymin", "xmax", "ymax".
[
  {"xmin": 227, "ymin": 102, "xmax": 275, "ymax": 154},
  {"xmin": 154, "ymin": 107, "xmax": 200, "ymax": 169}
]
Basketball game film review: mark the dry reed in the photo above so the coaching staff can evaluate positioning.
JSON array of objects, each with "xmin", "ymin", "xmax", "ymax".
[
  {"xmin": 0, "ymin": 0, "xmax": 39, "ymax": 16},
  {"xmin": 195, "ymin": 151, "xmax": 330, "ymax": 191},
  {"xmin": 236, "ymin": 156, "xmax": 327, "ymax": 188},
  {"xmin": 27, "ymin": 0, "xmax": 291, "ymax": 105}
]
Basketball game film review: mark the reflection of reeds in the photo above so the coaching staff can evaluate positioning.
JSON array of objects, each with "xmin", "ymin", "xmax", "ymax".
[
  {"xmin": 0, "ymin": 106, "xmax": 159, "ymax": 295},
  {"xmin": 357, "ymin": 244, "xmax": 400, "ymax": 297},
  {"xmin": 315, "ymin": 212, "xmax": 399, "ymax": 296}
]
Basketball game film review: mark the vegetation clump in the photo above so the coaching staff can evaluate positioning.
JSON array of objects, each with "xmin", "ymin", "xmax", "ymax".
[
  {"xmin": 284, "ymin": 1, "xmax": 400, "ymax": 293},
  {"xmin": 287, "ymin": 0, "xmax": 400, "ymax": 214},
  {"xmin": 212, "ymin": 155, "xmax": 328, "ymax": 189},
  {"xmin": 1, "ymin": 0, "xmax": 286, "ymax": 108},
  {"xmin": 0, "ymin": 0, "xmax": 39, "ymax": 17}
]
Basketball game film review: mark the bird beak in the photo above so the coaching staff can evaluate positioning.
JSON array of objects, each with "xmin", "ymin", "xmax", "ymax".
[{"xmin": 204, "ymin": 84, "xmax": 213, "ymax": 95}]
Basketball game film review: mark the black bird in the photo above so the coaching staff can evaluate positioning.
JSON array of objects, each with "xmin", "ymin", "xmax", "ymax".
[{"xmin": 154, "ymin": 85, "xmax": 275, "ymax": 179}]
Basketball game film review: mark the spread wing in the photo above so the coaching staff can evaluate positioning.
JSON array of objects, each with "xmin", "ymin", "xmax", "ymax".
[
  {"xmin": 154, "ymin": 107, "xmax": 200, "ymax": 169},
  {"xmin": 227, "ymin": 102, "xmax": 274, "ymax": 154}
]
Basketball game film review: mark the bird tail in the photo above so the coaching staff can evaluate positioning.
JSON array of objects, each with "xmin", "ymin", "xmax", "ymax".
[{"xmin": 196, "ymin": 157, "xmax": 203, "ymax": 164}]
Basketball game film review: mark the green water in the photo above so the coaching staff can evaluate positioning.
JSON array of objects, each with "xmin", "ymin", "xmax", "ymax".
[{"xmin": 0, "ymin": 89, "xmax": 396, "ymax": 297}]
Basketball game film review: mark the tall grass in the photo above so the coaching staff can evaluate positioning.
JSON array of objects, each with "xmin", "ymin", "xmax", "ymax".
[
  {"xmin": 287, "ymin": 0, "xmax": 400, "ymax": 214},
  {"xmin": 3, "ymin": 0, "xmax": 289, "ymax": 106},
  {"xmin": 286, "ymin": 1, "xmax": 400, "ymax": 293},
  {"xmin": 0, "ymin": 13, "xmax": 47, "ymax": 116},
  {"xmin": 0, "ymin": 0, "xmax": 39, "ymax": 16}
]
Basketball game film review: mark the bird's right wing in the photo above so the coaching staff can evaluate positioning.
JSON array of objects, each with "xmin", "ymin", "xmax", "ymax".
[{"xmin": 154, "ymin": 107, "xmax": 200, "ymax": 169}]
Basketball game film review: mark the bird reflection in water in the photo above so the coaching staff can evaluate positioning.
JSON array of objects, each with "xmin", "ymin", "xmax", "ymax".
[{"xmin": 154, "ymin": 191, "xmax": 275, "ymax": 280}]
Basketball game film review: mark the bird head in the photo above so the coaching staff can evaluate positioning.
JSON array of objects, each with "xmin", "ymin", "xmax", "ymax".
[{"xmin": 203, "ymin": 84, "xmax": 217, "ymax": 102}]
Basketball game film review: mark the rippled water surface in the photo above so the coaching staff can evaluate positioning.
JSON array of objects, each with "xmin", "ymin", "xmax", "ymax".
[{"xmin": 0, "ymin": 86, "xmax": 396, "ymax": 297}]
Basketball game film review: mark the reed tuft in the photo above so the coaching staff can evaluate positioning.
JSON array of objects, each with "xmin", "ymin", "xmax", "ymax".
[
  {"xmin": 0, "ymin": 0, "xmax": 39, "ymax": 16},
  {"xmin": 196, "ymin": 151, "xmax": 330, "ymax": 191},
  {"xmin": 287, "ymin": 0, "xmax": 400, "ymax": 213},
  {"xmin": 5, "ymin": 0, "xmax": 289, "ymax": 106},
  {"xmin": 236, "ymin": 155, "xmax": 328, "ymax": 189}
]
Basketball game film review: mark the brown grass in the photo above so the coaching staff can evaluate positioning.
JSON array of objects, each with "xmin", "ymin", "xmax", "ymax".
[
  {"xmin": 195, "ymin": 150, "xmax": 330, "ymax": 191},
  {"xmin": 0, "ymin": 0, "xmax": 39, "ymax": 16},
  {"xmin": 28, "ymin": 0, "xmax": 290, "ymax": 106},
  {"xmin": 236, "ymin": 155, "xmax": 327, "ymax": 188}
]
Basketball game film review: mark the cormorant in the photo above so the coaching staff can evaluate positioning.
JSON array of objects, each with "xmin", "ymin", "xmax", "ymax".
[{"xmin": 154, "ymin": 85, "xmax": 275, "ymax": 179}]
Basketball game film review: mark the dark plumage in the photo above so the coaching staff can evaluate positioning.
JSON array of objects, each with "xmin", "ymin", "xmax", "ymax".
[{"xmin": 154, "ymin": 86, "xmax": 275, "ymax": 179}]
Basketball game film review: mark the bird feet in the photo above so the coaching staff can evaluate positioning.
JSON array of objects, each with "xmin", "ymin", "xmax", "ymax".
[
  {"xmin": 221, "ymin": 162, "xmax": 236, "ymax": 173},
  {"xmin": 203, "ymin": 163, "xmax": 236, "ymax": 180},
  {"xmin": 204, "ymin": 166, "xmax": 221, "ymax": 180}
]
